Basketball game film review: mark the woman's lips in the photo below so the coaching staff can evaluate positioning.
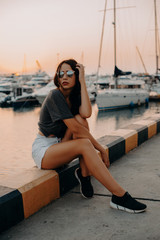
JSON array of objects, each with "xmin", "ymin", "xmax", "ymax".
[{"xmin": 62, "ymin": 81, "xmax": 69, "ymax": 85}]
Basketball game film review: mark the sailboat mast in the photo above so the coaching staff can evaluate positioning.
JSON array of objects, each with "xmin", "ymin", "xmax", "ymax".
[
  {"xmin": 114, "ymin": 0, "xmax": 117, "ymax": 67},
  {"xmin": 96, "ymin": 0, "xmax": 107, "ymax": 91},
  {"xmin": 154, "ymin": 0, "xmax": 158, "ymax": 74},
  {"xmin": 113, "ymin": 0, "xmax": 118, "ymax": 88}
]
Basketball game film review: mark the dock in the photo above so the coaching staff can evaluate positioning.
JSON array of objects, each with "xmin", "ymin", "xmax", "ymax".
[{"xmin": 0, "ymin": 114, "xmax": 160, "ymax": 239}]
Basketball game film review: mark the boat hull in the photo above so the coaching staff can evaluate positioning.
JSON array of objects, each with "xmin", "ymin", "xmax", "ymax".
[
  {"xmin": 36, "ymin": 92, "xmax": 95, "ymax": 106},
  {"xmin": 96, "ymin": 89, "xmax": 149, "ymax": 110},
  {"xmin": 12, "ymin": 96, "xmax": 40, "ymax": 109},
  {"xmin": 36, "ymin": 95, "xmax": 46, "ymax": 105}
]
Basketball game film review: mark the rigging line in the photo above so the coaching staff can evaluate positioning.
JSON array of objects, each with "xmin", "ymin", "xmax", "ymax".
[
  {"xmin": 104, "ymin": 15, "xmax": 113, "ymax": 73},
  {"xmin": 114, "ymin": 1, "xmax": 135, "ymax": 70},
  {"xmin": 126, "ymin": 1, "xmax": 137, "ymax": 49},
  {"xmin": 141, "ymin": 4, "xmax": 154, "ymax": 56},
  {"xmin": 99, "ymin": 6, "xmax": 136, "ymax": 12},
  {"xmin": 113, "ymin": 1, "xmax": 136, "ymax": 71},
  {"xmin": 154, "ymin": 1, "xmax": 160, "ymax": 69},
  {"xmin": 136, "ymin": 46, "xmax": 148, "ymax": 73},
  {"xmin": 156, "ymin": 18, "xmax": 160, "ymax": 69},
  {"xmin": 116, "ymin": 9, "xmax": 129, "ymax": 70},
  {"xmin": 158, "ymin": 31, "xmax": 160, "ymax": 63},
  {"xmin": 135, "ymin": 0, "xmax": 140, "ymax": 72},
  {"xmin": 156, "ymin": 2, "xmax": 160, "ymax": 70},
  {"xmin": 154, "ymin": 0, "xmax": 158, "ymax": 73},
  {"xmin": 96, "ymin": 0, "xmax": 107, "ymax": 88}
]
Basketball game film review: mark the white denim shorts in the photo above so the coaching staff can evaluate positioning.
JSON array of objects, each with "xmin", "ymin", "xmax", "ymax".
[{"xmin": 32, "ymin": 134, "xmax": 61, "ymax": 169}]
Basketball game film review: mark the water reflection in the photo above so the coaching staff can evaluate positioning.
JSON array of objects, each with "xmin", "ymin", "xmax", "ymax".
[
  {"xmin": 88, "ymin": 102, "xmax": 160, "ymax": 139},
  {"xmin": 13, "ymin": 106, "xmax": 41, "ymax": 115},
  {"xmin": 0, "ymin": 102, "xmax": 160, "ymax": 176}
]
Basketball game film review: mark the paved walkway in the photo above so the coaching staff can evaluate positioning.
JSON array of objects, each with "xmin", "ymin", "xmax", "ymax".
[{"xmin": 1, "ymin": 133, "xmax": 160, "ymax": 240}]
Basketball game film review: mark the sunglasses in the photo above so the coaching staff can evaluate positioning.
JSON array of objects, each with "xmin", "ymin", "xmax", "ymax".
[{"xmin": 57, "ymin": 70, "xmax": 75, "ymax": 78}]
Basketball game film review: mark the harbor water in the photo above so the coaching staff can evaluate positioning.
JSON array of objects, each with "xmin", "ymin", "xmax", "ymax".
[{"xmin": 0, "ymin": 101, "xmax": 160, "ymax": 176}]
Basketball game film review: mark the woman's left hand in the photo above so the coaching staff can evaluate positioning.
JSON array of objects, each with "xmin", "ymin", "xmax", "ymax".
[
  {"xmin": 76, "ymin": 63, "xmax": 85, "ymax": 84},
  {"xmin": 100, "ymin": 149, "xmax": 110, "ymax": 168}
]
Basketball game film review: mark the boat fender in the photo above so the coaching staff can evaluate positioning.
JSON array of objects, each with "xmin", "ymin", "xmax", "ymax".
[
  {"xmin": 138, "ymin": 100, "xmax": 141, "ymax": 106},
  {"xmin": 130, "ymin": 101, "xmax": 134, "ymax": 108},
  {"xmin": 145, "ymin": 98, "xmax": 149, "ymax": 104}
]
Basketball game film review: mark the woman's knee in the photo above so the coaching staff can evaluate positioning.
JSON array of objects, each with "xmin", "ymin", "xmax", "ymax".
[{"xmin": 78, "ymin": 138, "xmax": 93, "ymax": 152}]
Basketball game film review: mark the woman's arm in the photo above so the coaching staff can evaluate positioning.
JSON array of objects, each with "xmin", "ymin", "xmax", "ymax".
[
  {"xmin": 76, "ymin": 63, "xmax": 92, "ymax": 118},
  {"xmin": 63, "ymin": 117, "xmax": 110, "ymax": 167}
]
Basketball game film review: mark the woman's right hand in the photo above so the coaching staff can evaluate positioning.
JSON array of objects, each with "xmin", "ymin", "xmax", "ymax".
[
  {"xmin": 100, "ymin": 149, "xmax": 110, "ymax": 168},
  {"xmin": 76, "ymin": 63, "xmax": 85, "ymax": 84}
]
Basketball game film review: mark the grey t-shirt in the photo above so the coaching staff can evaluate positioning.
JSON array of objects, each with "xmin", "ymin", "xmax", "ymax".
[{"xmin": 38, "ymin": 89, "xmax": 74, "ymax": 138}]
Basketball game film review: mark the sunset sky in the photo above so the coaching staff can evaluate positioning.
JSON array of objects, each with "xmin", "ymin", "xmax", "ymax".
[{"xmin": 0, "ymin": 0, "xmax": 159, "ymax": 76}]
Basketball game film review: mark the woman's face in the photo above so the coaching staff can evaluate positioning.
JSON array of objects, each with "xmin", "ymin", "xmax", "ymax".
[{"xmin": 58, "ymin": 63, "xmax": 76, "ymax": 91}]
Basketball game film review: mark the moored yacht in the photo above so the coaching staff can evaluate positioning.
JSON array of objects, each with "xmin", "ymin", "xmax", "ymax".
[
  {"xmin": 96, "ymin": 75, "xmax": 149, "ymax": 110},
  {"xmin": 34, "ymin": 77, "xmax": 96, "ymax": 106},
  {"xmin": 95, "ymin": 0, "xmax": 149, "ymax": 111},
  {"xmin": 149, "ymin": 81, "xmax": 160, "ymax": 100},
  {"xmin": 33, "ymin": 80, "xmax": 56, "ymax": 105}
]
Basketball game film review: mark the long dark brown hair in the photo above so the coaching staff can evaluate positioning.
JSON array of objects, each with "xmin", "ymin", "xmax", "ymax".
[{"xmin": 53, "ymin": 59, "xmax": 81, "ymax": 115}]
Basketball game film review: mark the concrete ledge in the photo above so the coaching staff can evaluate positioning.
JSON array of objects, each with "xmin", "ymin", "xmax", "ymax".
[
  {"xmin": 134, "ymin": 119, "xmax": 157, "ymax": 139},
  {"xmin": 0, "ymin": 168, "xmax": 60, "ymax": 232},
  {"xmin": 124, "ymin": 124, "xmax": 148, "ymax": 146},
  {"xmin": 0, "ymin": 188, "xmax": 24, "ymax": 232},
  {"xmin": 97, "ymin": 135, "xmax": 125, "ymax": 164},
  {"xmin": 1, "ymin": 113, "xmax": 160, "ymax": 232},
  {"xmin": 56, "ymin": 159, "xmax": 79, "ymax": 195},
  {"xmin": 107, "ymin": 129, "xmax": 138, "ymax": 154}
]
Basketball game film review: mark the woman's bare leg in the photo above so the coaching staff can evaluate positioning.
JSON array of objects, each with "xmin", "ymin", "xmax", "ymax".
[
  {"xmin": 41, "ymin": 138, "xmax": 125, "ymax": 197},
  {"xmin": 74, "ymin": 115, "xmax": 90, "ymax": 177},
  {"xmin": 62, "ymin": 114, "xmax": 91, "ymax": 177}
]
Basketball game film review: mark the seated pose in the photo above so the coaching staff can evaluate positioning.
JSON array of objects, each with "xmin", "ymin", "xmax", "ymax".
[{"xmin": 32, "ymin": 59, "xmax": 147, "ymax": 213}]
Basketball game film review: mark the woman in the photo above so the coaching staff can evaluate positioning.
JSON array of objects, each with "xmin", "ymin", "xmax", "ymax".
[{"xmin": 32, "ymin": 59, "xmax": 147, "ymax": 213}]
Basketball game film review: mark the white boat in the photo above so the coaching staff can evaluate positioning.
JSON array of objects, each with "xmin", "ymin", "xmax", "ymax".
[
  {"xmin": 88, "ymin": 90, "xmax": 96, "ymax": 102},
  {"xmin": 149, "ymin": 81, "xmax": 160, "ymax": 100},
  {"xmin": 0, "ymin": 93, "xmax": 7, "ymax": 104},
  {"xmin": 12, "ymin": 92, "xmax": 40, "ymax": 109},
  {"xmin": 96, "ymin": 77, "xmax": 149, "ymax": 110},
  {"xmin": 25, "ymin": 76, "xmax": 50, "ymax": 88},
  {"xmin": 0, "ymin": 82, "xmax": 13, "ymax": 94},
  {"xmin": 34, "ymin": 78, "xmax": 96, "ymax": 105},
  {"xmin": 0, "ymin": 84, "xmax": 37, "ymax": 108},
  {"xmin": 86, "ymin": 77, "xmax": 96, "ymax": 102},
  {"xmin": 95, "ymin": 75, "xmax": 111, "ymax": 89},
  {"xmin": 34, "ymin": 81, "xmax": 56, "ymax": 104},
  {"xmin": 25, "ymin": 69, "xmax": 51, "ymax": 88},
  {"xmin": 95, "ymin": 0, "xmax": 149, "ymax": 111},
  {"xmin": 0, "ymin": 74, "xmax": 20, "ymax": 94}
]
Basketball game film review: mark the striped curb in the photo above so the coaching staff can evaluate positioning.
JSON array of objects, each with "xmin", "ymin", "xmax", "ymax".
[{"xmin": 0, "ymin": 113, "xmax": 160, "ymax": 232}]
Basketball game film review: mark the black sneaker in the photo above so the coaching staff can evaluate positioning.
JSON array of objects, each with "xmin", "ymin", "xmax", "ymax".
[
  {"xmin": 110, "ymin": 192, "xmax": 147, "ymax": 213},
  {"xmin": 75, "ymin": 168, "xmax": 94, "ymax": 199}
]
